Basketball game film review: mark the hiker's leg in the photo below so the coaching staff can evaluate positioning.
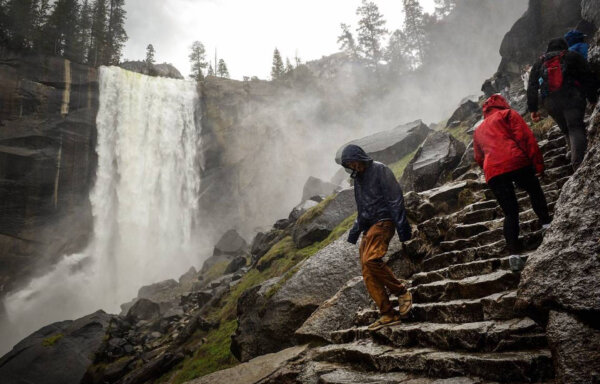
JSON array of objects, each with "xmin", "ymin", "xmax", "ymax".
[
  {"xmin": 545, "ymin": 97, "xmax": 569, "ymax": 139},
  {"xmin": 360, "ymin": 221, "xmax": 397, "ymax": 315},
  {"xmin": 513, "ymin": 167, "xmax": 551, "ymax": 225},
  {"xmin": 489, "ymin": 173, "xmax": 520, "ymax": 253},
  {"xmin": 563, "ymin": 106, "xmax": 587, "ymax": 169}
]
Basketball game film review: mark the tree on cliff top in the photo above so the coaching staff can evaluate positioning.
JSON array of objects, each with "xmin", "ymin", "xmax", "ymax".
[
  {"xmin": 403, "ymin": 0, "xmax": 427, "ymax": 68},
  {"xmin": 356, "ymin": 0, "xmax": 388, "ymax": 67},
  {"xmin": 88, "ymin": 0, "xmax": 108, "ymax": 66},
  {"xmin": 207, "ymin": 63, "xmax": 215, "ymax": 76},
  {"xmin": 337, "ymin": 23, "xmax": 358, "ymax": 58},
  {"xmin": 271, "ymin": 48, "xmax": 284, "ymax": 80},
  {"xmin": 385, "ymin": 29, "xmax": 410, "ymax": 76},
  {"xmin": 45, "ymin": 0, "xmax": 81, "ymax": 60},
  {"xmin": 105, "ymin": 0, "xmax": 127, "ymax": 65},
  {"xmin": 217, "ymin": 58, "xmax": 229, "ymax": 78},
  {"xmin": 146, "ymin": 44, "xmax": 155, "ymax": 65},
  {"xmin": 189, "ymin": 40, "xmax": 208, "ymax": 81}
]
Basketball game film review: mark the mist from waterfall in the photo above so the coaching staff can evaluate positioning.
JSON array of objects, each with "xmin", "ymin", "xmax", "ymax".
[{"xmin": 1, "ymin": 66, "xmax": 201, "ymax": 354}]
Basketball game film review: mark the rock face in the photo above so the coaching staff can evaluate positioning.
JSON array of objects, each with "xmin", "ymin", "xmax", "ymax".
[
  {"xmin": 0, "ymin": 310, "xmax": 112, "ymax": 384},
  {"xmin": 582, "ymin": 0, "xmax": 600, "ymax": 27},
  {"xmin": 0, "ymin": 52, "xmax": 98, "ymax": 295},
  {"xmin": 292, "ymin": 188, "xmax": 356, "ymax": 248},
  {"xmin": 518, "ymin": 105, "xmax": 600, "ymax": 382},
  {"xmin": 335, "ymin": 120, "xmax": 432, "ymax": 165},
  {"xmin": 400, "ymin": 131, "xmax": 466, "ymax": 192},
  {"xmin": 446, "ymin": 100, "xmax": 481, "ymax": 128},
  {"xmin": 498, "ymin": 0, "xmax": 582, "ymax": 73},
  {"xmin": 119, "ymin": 61, "xmax": 183, "ymax": 79},
  {"xmin": 231, "ymin": 233, "xmax": 360, "ymax": 362}
]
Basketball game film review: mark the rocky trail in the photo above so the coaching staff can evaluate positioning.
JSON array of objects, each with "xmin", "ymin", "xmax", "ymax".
[{"xmin": 255, "ymin": 125, "xmax": 573, "ymax": 384}]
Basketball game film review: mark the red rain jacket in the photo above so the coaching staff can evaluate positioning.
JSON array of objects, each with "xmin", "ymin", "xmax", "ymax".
[{"xmin": 473, "ymin": 95, "xmax": 544, "ymax": 182}]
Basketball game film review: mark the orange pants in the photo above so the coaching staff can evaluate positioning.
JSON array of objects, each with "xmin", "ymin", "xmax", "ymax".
[{"xmin": 360, "ymin": 220, "xmax": 407, "ymax": 316}]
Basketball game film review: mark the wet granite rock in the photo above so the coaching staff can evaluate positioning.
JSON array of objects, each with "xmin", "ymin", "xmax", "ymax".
[
  {"xmin": 335, "ymin": 120, "xmax": 432, "ymax": 165},
  {"xmin": 301, "ymin": 176, "xmax": 339, "ymax": 202},
  {"xmin": 400, "ymin": 131, "xmax": 466, "ymax": 192}
]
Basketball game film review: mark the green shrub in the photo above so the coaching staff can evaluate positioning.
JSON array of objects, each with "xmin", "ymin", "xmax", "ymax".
[{"xmin": 42, "ymin": 333, "xmax": 64, "ymax": 347}]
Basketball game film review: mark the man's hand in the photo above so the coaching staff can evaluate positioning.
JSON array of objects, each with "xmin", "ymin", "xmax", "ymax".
[{"xmin": 531, "ymin": 111, "xmax": 541, "ymax": 123}]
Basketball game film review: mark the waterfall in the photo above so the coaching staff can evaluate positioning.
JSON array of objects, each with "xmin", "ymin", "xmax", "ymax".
[{"xmin": 1, "ymin": 66, "xmax": 201, "ymax": 354}]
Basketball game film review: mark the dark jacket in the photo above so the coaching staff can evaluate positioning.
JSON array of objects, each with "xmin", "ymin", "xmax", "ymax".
[
  {"xmin": 527, "ymin": 38, "xmax": 598, "ymax": 112},
  {"xmin": 474, "ymin": 95, "xmax": 544, "ymax": 182},
  {"xmin": 340, "ymin": 145, "xmax": 411, "ymax": 244}
]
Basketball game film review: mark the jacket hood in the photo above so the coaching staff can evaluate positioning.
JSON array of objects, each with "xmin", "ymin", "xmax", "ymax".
[
  {"xmin": 546, "ymin": 37, "xmax": 568, "ymax": 53},
  {"xmin": 564, "ymin": 30, "xmax": 585, "ymax": 46},
  {"xmin": 482, "ymin": 94, "xmax": 510, "ymax": 118},
  {"xmin": 340, "ymin": 144, "xmax": 373, "ymax": 166}
]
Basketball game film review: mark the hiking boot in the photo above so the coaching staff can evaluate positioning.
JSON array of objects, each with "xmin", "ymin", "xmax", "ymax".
[
  {"xmin": 367, "ymin": 312, "xmax": 402, "ymax": 331},
  {"xmin": 396, "ymin": 291, "xmax": 413, "ymax": 316}
]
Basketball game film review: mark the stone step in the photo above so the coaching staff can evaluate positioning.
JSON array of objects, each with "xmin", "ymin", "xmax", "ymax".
[
  {"xmin": 424, "ymin": 230, "xmax": 542, "ymax": 272},
  {"xmin": 411, "ymin": 256, "xmax": 524, "ymax": 286},
  {"xmin": 316, "ymin": 367, "xmax": 495, "ymax": 384},
  {"xmin": 331, "ymin": 318, "xmax": 545, "ymax": 353},
  {"xmin": 312, "ymin": 341, "xmax": 554, "ymax": 383},
  {"xmin": 410, "ymin": 270, "xmax": 519, "ymax": 303},
  {"xmin": 355, "ymin": 291, "xmax": 520, "ymax": 325},
  {"xmin": 539, "ymin": 135, "xmax": 567, "ymax": 152},
  {"xmin": 439, "ymin": 219, "xmax": 540, "ymax": 253},
  {"xmin": 544, "ymin": 153, "xmax": 570, "ymax": 169},
  {"xmin": 543, "ymin": 147, "xmax": 567, "ymax": 159},
  {"xmin": 462, "ymin": 207, "xmax": 497, "ymax": 225}
]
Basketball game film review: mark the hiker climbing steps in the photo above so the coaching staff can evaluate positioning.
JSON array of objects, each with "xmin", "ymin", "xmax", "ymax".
[{"xmin": 304, "ymin": 124, "xmax": 570, "ymax": 383}]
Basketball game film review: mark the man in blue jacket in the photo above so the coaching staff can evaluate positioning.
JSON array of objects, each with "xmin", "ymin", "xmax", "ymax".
[{"xmin": 340, "ymin": 144, "xmax": 413, "ymax": 330}]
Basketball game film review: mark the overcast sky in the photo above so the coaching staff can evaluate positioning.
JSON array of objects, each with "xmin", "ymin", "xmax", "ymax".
[{"xmin": 122, "ymin": 0, "xmax": 437, "ymax": 80}]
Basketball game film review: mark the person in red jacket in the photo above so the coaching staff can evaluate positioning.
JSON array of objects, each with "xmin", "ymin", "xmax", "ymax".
[{"xmin": 474, "ymin": 94, "xmax": 551, "ymax": 259}]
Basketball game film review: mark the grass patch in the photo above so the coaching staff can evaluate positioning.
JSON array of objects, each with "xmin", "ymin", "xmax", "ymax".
[
  {"xmin": 530, "ymin": 117, "xmax": 555, "ymax": 139},
  {"xmin": 203, "ymin": 260, "xmax": 230, "ymax": 284},
  {"xmin": 42, "ymin": 333, "xmax": 63, "ymax": 347},
  {"xmin": 163, "ymin": 213, "xmax": 358, "ymax": 383},
  {"xmin": 296, "ymin": 194, "xmax": 336, "ymax": 226},
  {"xmin": 389, "ymin": 149, "xmax": 418, "ymax": 179},
  {"xmin": 446, "ymin": 123, "xmax": 472, "ymax": 145},
  {"xmin": 169, "ymin": 320, "xmax": 238, "ymax": 384}
]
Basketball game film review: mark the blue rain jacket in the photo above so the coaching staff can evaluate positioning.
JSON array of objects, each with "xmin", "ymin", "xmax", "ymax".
[
  {"xmin": 340, "ymin": 145, "xmax": 411, "ymax": 244},
  {"xmin": 565, "ymin": 30, "xmax": 589, "ymax": 60}
]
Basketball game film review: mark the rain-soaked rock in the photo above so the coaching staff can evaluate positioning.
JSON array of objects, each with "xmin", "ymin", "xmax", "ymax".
[
  {"xmin": 0, "ymin": 310, "xmax": 112, "ymax": 384},
  {"xmin": 446, "ymin": 100, "xmax": 481, "ymax": 128},
  {"xmin": 126, "ymin": 298, "xmax": 161, "ymax": 322},
  {"xmin": 224, "ymin": 255, "xmax": 246, "ymax": 274},
  {"xmin": 213, "ymin": 229, "xmax": 248, "ymax": 257},
  {"xmin": 295, "ymin": 276, "xmax": 370, "ymax": 343},
  {"xmin": 335, "ymin": 120, "xmax": 432, "ymax": 165},
  {"xmin": 250, "ymin": 229, "xmax": 283, "ymax": 265},
  {"xmin": 546, "ymin": 311, "xmax": 600, "ymax": 384},
  {"xmin": 292, "ymin": 188, "xmax": 356, "ymax": 248},
  {"xmin": 232, "ymin": 233, "xmax": 359, "ymax": 362},
  {"xmin": 400, "ymin": 131, "xmax": 466, "ymax": 192},
  {"xmin": 582, "ymin": 0, "xmax": 600, "ymax": 27},
  {"xmin": 288, "ymin": 197, "xmax": 321, "ymax": 222},
  {"xmin": 301, "ymin": 176, "xmax": 339, "ymax": 202}
]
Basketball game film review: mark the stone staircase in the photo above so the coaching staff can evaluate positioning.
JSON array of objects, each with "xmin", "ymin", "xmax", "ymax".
[{"xmin": 298, "ymin": 126, "xmax": 571, "ymax": 384}]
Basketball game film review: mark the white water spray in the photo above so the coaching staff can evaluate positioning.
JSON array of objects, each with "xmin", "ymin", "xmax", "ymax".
[{"xmin": 2, "ymin": 66, "xmax": 201, "ymax": 353}]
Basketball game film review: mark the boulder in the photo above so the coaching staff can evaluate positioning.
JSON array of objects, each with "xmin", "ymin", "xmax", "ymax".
[
  {"xmin": 295, "ymin": 277, "xmax": 370, "ymax": 343},
  {"xmin": 119, "ymin": 61, "xmax": 183, "ymax": 79},
  {"xmin": 224, "ymin": 256, "xmax": 247, "ymax": 274},
  {"xmin": 288, "ymin": 198, "xmax": 320, "ymax": 222},
  {"xmin": 546, "ymin": 311, "xmax": 600, "ymax": 384},
  {"xmin": 292, "ymin": 188, "xmax": 356, "ymax": 248},
  {"xmin": 213, "ymin": 229, "xmax": 248, "ymax": 257},
  {"xmin": 446, "ymin": 100, "xmax": 481, "ymax": 128},
  {"xmin": 400, "ymin": 131, "xmax": 466, "ymax": 192},
  {"xmin": 232, "ymin": 233, "xmax": 359, "ymax": 362},
  {"xmin": 126, "ymin": 298, "xmax": 161, "ymax": 322},
  {"xmin": 250, "ymin": 229, "xmax": 283, "ymax": 265},
  {"xmin": 452, "ymin": 140, "xmax": 476, "ymax": 180},
  {"xmin": 335, "ymin": 120, "xmax": 432, "ymax": 165},
  {"xmin": 498, "ymin": 0, "xmax": 582, "ymax": 73},
  {"xmin": 0, "ymin": 310, "xmax": 112, "ymax": 384},
  {"xmin": 301, "ymin": 176, "xmax": 339, "ymax": 202},
  {"xmin": 582, "ymin": 0, "xmax": 600, "ymax": 27}
]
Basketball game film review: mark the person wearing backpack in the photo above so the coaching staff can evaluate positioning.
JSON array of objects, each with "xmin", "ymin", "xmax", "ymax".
[
  {"xmin": 474, "ymin": 94, "xmax": 552, "ymax": 267},
  {"xmin": 564, "ymin": 30, "xmax": 589, "ymax": 60},
  {"xmin": 527, "ymin": 38, "xmax": 599, "ymax": 170}
]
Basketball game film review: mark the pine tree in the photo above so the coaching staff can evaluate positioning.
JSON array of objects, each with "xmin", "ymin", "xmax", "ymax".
[
  {"xmin": 32, "ymin": 0, "xmax": 51, "ymax": 52},
  {"xmin": 285, "ymin": 58, "xmax": 293, "ymax": 73},
  {"xmin": 6, "ymin": 0, "xmax": 37, "ymax": 51},
  {"xmin": 189, "ymin": 40, "xmax": 207, "ymax": 81},
  {"xmin": 217, "ymin": 58, "xmax": 229, "ymax": 78},
  {"xmin": 294, "ymin": 53, "xmax": 302, "ymax": 67},
  {"xmin": 105, "ymin": 0, "xmax": 127, "ymax": 65},
  {"xmin": 77, "ymin": 0, "xmax": 92, "ymax": 63},
  {"xmin": 385, "ymin": 29, "xmax": 410, "ymax": 76},
  {"xmin": 271, "ymin": 48, "xmax": 284, "ymax": 80},
  {"xmin": 434, "ymin": 0, "xmax": 455, "ymax": 19},
  {"xmin": 88, "ymin": 0, "xmax": 108, "ymax": 66},
  {"xmin": 403, "ymin": 0, "xmax": 427, "ymax": 68},
  {"xmin": 45, "ymin": 0, "xmax": 81, "ymax": 60},
  {"xmin": 145, "ymin": 44, "xmax": 155, "ymax": 65},
  {"xmin": 207, "ymin": 63, "xmax": 214, "ymax": 77},
  {"xmin": 337, "ymin": 23, "xmax": 357, "ymax": 57},
  {"xmin": 356, "ymin": 0, "xmax": 388, "ymax": 67},
  {"xmin": 0, "ymin": 0, "xmax": 8, "ymax": 47}
]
